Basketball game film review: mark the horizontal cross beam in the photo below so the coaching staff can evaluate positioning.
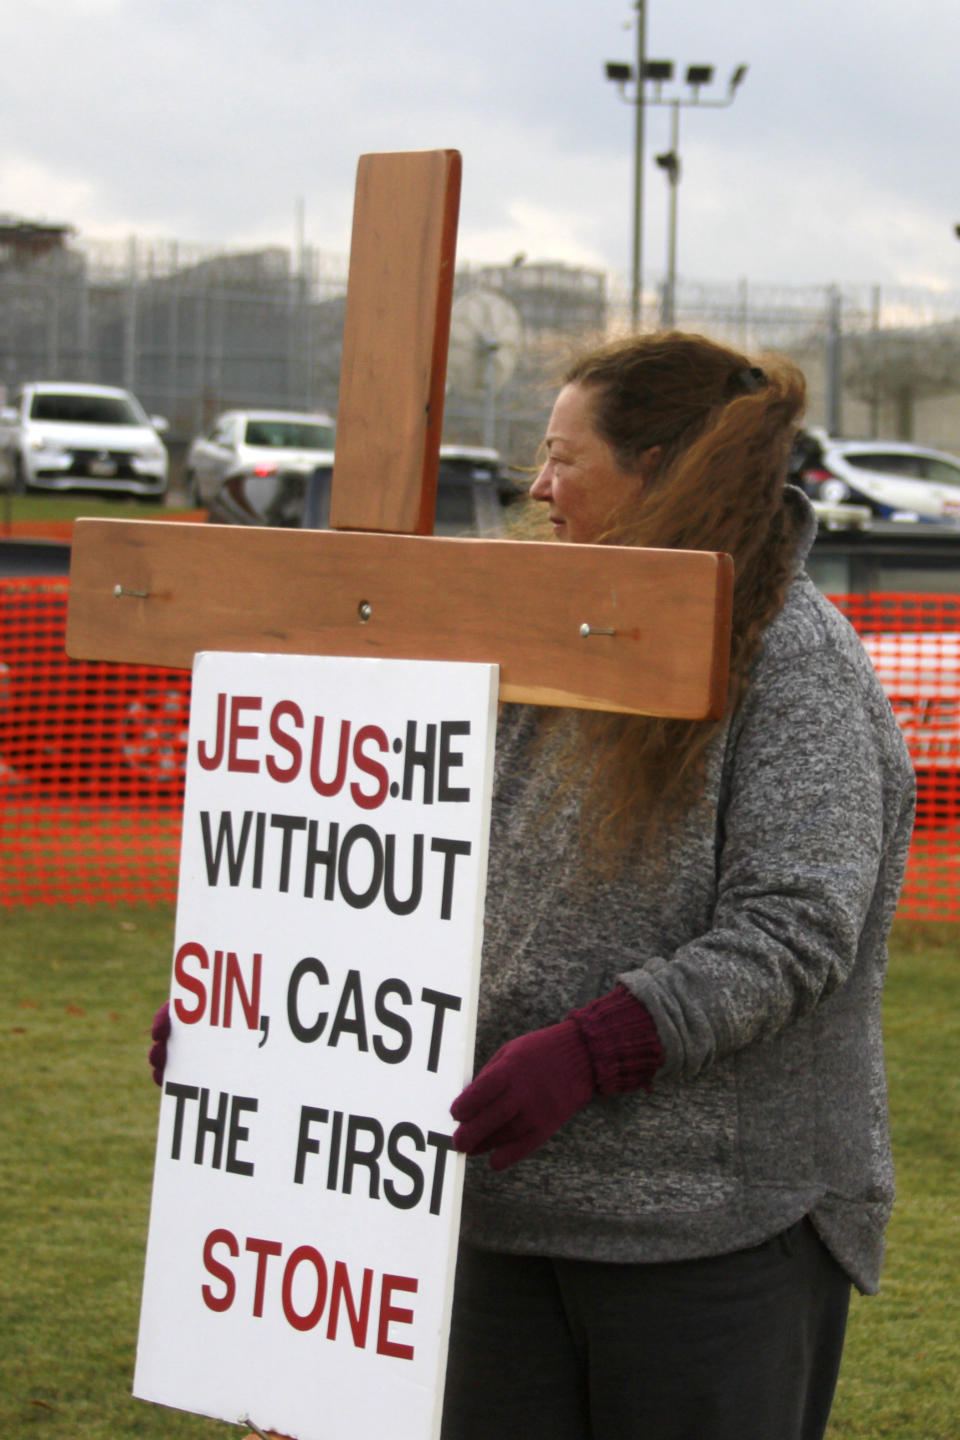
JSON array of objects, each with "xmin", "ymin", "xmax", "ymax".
[{"xmin": 66, "ymin": 517, "xmax": 733, "ymax": 719}]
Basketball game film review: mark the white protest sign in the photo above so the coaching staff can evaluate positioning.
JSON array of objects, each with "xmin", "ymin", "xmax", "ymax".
[{"xmin": 134, "ymin": 652, "xmax": 498, "ymax": 1440}]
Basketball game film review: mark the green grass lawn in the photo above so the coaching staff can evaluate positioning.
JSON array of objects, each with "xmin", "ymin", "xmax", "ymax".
[
  {"xmin": 1, "ymin": 493, "xmax": 198, "ymax": 525},
  {"xmin": 1, "ymin": 907, "xmax": 957, "ymax": 1438},
  {"xmin": 826, "ymin": 922, "xmax": 960, "ymax": 1440}
]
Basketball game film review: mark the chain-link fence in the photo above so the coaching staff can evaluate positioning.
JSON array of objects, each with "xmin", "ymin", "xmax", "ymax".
[
  {"xmin": 0, "ymin": 238, "xmax": 349, "ymax": 484},
  {"xmin": 609, "ymin": 274, "xmax": 960, "ymax": 457},
  {"xmin": 4, "ymin": 232, "xmax": 960, "ymax": 478}
]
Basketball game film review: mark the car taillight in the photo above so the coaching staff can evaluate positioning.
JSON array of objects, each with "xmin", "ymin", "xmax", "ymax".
[
  {"xmin": 804, "ymin": 466, "xmax": 850, "ymax": 504},
  {"xmin": 252, "ymin": 462, "xmax": 278, "ymax": 477}
]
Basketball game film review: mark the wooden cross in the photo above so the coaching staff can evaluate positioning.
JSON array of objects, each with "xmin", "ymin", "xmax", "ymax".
[
  {"xmin": 65, "ymin": 150, "xmax": 732, "ymax": 1440},
  {"xmin": 65, "ymin": 149, "xmax": 731, "ymax": 721}
]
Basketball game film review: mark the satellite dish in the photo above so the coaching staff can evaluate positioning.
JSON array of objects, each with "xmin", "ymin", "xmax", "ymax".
[{"xmin": 447, "ymin": 289, "xmax": 524, "ymax": 394}]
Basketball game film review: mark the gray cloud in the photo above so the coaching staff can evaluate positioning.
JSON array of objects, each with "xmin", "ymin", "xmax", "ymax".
[{"xmin": 2, "ymin": 0, "xmax": 959, "ymax": 291}]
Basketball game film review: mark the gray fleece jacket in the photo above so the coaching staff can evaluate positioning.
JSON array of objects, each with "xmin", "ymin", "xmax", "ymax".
[{"xmin": 461, "ymin": 493, "xmax": 915, "ymax": 1294}]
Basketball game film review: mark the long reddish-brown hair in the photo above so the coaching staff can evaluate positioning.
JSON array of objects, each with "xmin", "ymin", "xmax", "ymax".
[{"xmin": 541, "ymin": 330, "xmax": 807, "ymax": 863}]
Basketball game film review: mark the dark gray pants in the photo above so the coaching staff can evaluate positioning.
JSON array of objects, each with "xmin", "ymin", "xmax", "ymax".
[{"xmin": 441, "ymin": 1219, "xmax": 850, "ymax": 1440}]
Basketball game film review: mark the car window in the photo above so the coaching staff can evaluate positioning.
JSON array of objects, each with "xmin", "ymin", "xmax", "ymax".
[
  {"xmin": 437, "ymin": 461, "xmax": 499, "ymax": 485},
  {"xmin": 844, "ymin": 452, "xmax": 926, "ymax": 478},
  {"xmin": 434, "ymin": 485, "xmax": 478, "ymax": 536},
  {"xmin": 918, "ymin": 458, "xmax": 960, "ymax": 488},
  {"xmin": 29, "ymin": 392, "xmax": 142, "ymax": 425},
  {"xmin": 244, "ymin": 420, "xmax": 335, "ymax": 449}
]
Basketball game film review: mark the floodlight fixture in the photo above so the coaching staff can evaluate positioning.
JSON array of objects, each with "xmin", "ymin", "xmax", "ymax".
[
  {"xmin": 685, "ymin": 64, "xmax": 714, "ymax": 89},
  {"xmin": 642, "ymin": 59, "xmax": 674, "ymax": 83},
  {"xmin": 602, "ymin": 1, "xmax": 749, "ymax": 330}
]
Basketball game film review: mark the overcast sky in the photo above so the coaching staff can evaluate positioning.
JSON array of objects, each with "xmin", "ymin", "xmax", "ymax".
[{"xmin": 3, "ymin": 0, "xmax": 960, "ymax": 298}]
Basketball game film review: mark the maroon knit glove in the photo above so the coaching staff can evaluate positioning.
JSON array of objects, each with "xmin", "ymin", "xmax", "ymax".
[
  {"xmin": 148, "ymin": 1000, "xmax": 170, "ymax": 1087},
  {"xmin": 450, "ymin": 1019, "xmax": 595, "ymax": 1170},
  {"xmin": 451, "ymin": 986, "xmax": 665, "ymax": 1171},
  {"xmin": 570, "ymin": 984, "xmax": 664, "ymax": 1096}
]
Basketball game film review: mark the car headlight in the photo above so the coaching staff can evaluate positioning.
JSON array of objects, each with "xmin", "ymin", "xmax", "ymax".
[{"xmin": 30, "ymin": 435, "xmax": 67, "ymax": 454}]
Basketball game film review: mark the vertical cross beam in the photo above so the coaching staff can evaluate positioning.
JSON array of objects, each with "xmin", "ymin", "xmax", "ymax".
[{"xmin": 329, "ymin": 149, "xmax": 461, "ymax": 535}]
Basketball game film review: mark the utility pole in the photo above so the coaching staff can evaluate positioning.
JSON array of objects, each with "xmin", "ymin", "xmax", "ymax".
[
  {"xmin": 630, "ymin": 0, "xmax": 647, "ymax": 330},
  {"xmin": 656, "ymin": 100, "xmax": 680, "ymax": 327}
]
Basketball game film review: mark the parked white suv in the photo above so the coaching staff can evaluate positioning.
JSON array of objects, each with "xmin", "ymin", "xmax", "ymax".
[{"xmin": 0, "ymin": 381, "xmax": 169, "ymax": 499}]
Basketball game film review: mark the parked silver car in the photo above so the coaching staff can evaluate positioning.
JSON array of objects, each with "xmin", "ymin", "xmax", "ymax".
[
  {"xmin": 205, "ymin": 444, "xmax": 524, "ymax": 536},
  {"xmin": 796, "ymin": 429, "xmax": 960, "ymax": 524},
  {"xmin": 0, "ymin": 381, "xmax": 169, "ymax": 498},
  {"xmin": 184, "ymin": 408, "xmax": 336, "ymax": 507}
]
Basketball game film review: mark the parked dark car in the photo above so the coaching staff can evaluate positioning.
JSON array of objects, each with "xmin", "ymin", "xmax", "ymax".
[{"xmin": 204, "ymin": 444, "xmax": 525, "ymax": 535}]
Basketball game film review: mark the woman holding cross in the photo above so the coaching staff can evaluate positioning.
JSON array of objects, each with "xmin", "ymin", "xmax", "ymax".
[{"xmin": 442, "ymin": 330, "xmax": 915, "ymax": 1440}]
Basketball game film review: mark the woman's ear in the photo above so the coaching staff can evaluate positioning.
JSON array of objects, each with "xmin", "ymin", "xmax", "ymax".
[{"xmin": 640, "ymin": 445, "xmax": 662, "ymax": 482}]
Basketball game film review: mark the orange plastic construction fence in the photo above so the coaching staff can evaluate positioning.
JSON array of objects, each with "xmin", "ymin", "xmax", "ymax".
[
  {"xmin": 1, "ymin": 578, "xmax": 958, "ymax": 917},
  {"xmin": 1, "ymin": 576, "xmax": 187, "ymax": 906},
  {"xmin": 830, "ymin": 593, "xmax": 960, "ymax": 921}
]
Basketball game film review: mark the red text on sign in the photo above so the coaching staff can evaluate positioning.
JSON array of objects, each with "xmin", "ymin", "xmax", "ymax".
[
  {"xmin": 194, "ymin": 694, "xmax": 471, "ymax": 808},
  {"xmin": 195, "ymin": 694, "xmax": 389, "ymax": 808},
  {"xmin": 173, "ymin": 942, "xmax": 261, "ymax": 1030},
  {"xmin": 201, "ymin": 1229, "xmax": 418, "ymax": 1358}
]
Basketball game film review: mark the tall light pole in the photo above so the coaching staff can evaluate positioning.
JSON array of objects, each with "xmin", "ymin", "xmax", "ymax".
[
  {"xmin": 630, "ymin": 2, "xmax": 647, "ymax": 330},
  {"xmin": 655, "ymin": 99, "xmax": 681, "ymax": 327},
  {"xmin": 605, "ymin": 49, "xmax": 748, "ymax": 330},
  {"xmin": 605, "ymin": 4, "xmax": 647, "ymax": 328}
]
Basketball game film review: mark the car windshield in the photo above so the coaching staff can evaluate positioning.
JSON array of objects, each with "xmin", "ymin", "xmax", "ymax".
[
  {"xmin": 244, "ymin": 419, "xmax": 334, "ymax": 449},
  {"xmin": 30, "ymin": 392, "xmax": 143, "ymax": 425}
]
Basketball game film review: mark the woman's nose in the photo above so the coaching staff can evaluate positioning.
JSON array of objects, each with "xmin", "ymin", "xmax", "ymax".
[{"xmin": 529, "ymin": 467, "xmax": 551, "ymax": 501}]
